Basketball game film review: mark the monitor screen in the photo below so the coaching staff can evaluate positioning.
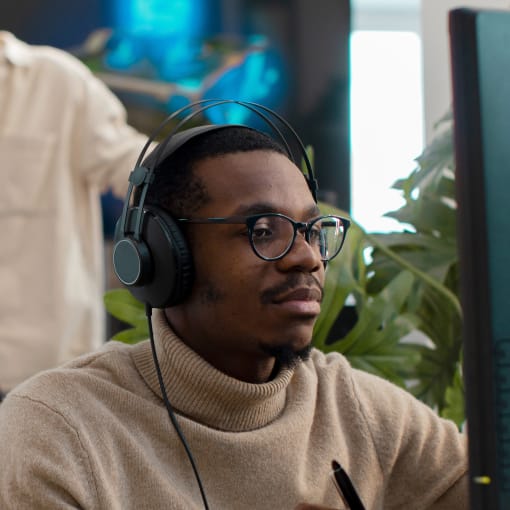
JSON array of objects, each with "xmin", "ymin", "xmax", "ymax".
[{"xmin": 449, "ymin": 7, "xmax": 510, "ymax": 510}]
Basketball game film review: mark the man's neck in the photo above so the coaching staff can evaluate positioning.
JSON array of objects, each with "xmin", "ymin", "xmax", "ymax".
[{"xmin": 163, "ymin": 308, "xmax": 277, "ymax": 383}]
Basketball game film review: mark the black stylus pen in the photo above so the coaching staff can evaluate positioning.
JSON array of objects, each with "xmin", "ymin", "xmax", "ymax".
[{"xmin": 331, "ymin": 460, "xmax": 366, "ymax": 510}]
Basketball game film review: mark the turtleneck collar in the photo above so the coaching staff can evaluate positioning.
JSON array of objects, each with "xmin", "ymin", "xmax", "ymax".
[{"xmin": 131, "ymin": 309, "xmax": 296, "ymax": 432}]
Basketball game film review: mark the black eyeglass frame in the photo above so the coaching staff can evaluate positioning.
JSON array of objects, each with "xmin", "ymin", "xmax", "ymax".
[{"xmin": 178, "ymin": 213, "xmax": 351, "ymax": 262}]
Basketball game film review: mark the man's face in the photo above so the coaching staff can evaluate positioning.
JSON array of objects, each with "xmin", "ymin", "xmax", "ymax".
[{"xmin": 166, "ymin": 150, "xmax": 326, "ymax": 381}]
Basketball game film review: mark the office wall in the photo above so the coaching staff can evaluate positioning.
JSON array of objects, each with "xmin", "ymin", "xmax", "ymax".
[
  {"xmin": 421, "ymin": 0, "xmax": 510, "ymax": 142},
  {"xmin": 0, "ymin": 0, "xmax": 107, "ymax": 49}
]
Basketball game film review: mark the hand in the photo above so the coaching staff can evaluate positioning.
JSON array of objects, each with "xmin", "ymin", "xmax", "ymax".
[{"xmin": 294, "ymin": 504, "xmax": 339, "ymax": 510}]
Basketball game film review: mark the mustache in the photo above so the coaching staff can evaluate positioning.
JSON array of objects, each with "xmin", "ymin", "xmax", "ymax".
[{"xmin": 260, "ymin": 273, "xmax": 324, "ymax": 304}]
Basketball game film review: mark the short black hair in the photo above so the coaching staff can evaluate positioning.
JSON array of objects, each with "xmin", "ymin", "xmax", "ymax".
[{"xmin": 134, "ymin": 125, "xmax": 289, "ymax": 217}]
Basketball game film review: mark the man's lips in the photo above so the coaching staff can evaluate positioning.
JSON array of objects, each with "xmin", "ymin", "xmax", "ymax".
[
  {"xmin": 270, "ymin": 287, "xmax": 322, "ymax": 316},
  {"xmin": 260, "ymin": 274, "xmax": 324, "ymax": 313},
  {"xmin": 272, "ymin": 287, "xmax": 322, "ymax": 304}
]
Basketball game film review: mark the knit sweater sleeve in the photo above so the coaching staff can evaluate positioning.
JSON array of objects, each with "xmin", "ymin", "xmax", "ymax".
[
  {"xmin": 0, "ymin": 393, "xmax": 97, "ymax": 509},
  {"xmin": 349, "ymin": 368, "xmax": 469, "ymax": 510}
]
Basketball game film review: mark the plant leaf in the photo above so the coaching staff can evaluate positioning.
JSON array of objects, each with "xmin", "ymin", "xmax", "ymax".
[
  {"xmin": 112, "ymin": 326, "xmax": 149, "ymax": 344},
  {"xmin": 104, "ymin": 289, "xmax": 147, "ymax": 329}
]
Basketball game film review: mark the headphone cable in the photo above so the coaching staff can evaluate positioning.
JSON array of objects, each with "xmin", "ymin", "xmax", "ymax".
[{"xmin": 145, "ymin": 304, "xmax": 210, "ymax": 510}]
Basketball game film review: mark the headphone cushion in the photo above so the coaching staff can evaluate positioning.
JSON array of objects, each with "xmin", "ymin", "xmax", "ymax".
[{"xmin": 128, "ymin": 205, "xmax": 194, "ymax": 308}]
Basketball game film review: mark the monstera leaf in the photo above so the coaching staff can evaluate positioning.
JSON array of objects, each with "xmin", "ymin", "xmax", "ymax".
[
  {"xmin": 104, "ymin": 288, "xmax": 148, "ymax": 343},
  {"xmin": 313, "ymin": 204, "xmax": 421, "ymax": 388},
  {"xmin": 315, "ymin": 112, "xmax": 464, "ymax": 424}
]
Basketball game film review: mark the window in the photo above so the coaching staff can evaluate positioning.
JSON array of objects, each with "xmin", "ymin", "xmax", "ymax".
[{"xmin": 350, "ymin": 1, "xmax": 423, "ymax": 232}]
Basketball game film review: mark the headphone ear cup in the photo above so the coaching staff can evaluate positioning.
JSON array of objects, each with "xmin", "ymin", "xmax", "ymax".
[
  {"xmin": 113, "ymin": 227, "xmax": 153, "ymax": 287},
  {"xmin": 114, "ymin": 205, "xmax": 194, "ymax": 308}
]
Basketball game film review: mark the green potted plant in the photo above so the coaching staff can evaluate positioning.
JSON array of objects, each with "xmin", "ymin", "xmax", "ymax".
[{"xmin": 314, "ymin": 112, "xmax": 464, "ymax": 426}]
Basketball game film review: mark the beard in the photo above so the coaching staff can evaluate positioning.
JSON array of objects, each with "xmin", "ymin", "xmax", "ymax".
[
  {"xmin": 198, "ymin": 277, "xmax": 315, "ymax": 372},
  {"xmin": 260, "ymin": 341, "xmax": 312, "ymax": 372}
]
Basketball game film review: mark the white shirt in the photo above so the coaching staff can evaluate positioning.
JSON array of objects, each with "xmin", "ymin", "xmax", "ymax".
[{"xmin": 0, "ymin": 32, "xmax": 148, "ymax": 391}]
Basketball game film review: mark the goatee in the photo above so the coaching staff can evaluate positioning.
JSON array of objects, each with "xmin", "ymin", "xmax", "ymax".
[{"xmin": 261, "ymin": 342, "xmax": 312, "ymax": 372}]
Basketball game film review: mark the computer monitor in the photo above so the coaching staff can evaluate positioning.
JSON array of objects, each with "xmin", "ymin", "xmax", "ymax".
[{"xmin": 449, "ymin": 8, "xmax": 510, "ymax": 509}]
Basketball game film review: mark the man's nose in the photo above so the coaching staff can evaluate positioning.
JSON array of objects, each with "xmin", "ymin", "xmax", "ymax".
[{"xmin": 277, "ymin": 228, "xmax": 322, "ymax": 271}]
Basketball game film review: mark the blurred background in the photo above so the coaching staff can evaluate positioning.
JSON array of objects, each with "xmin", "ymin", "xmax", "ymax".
[
  {"xmin": 3, "ymin": 0, "xmax": 508, "ymax": 228},
  {"xmin": 0, "ymin": 0, "xmax": 350, "ymax": 213},
  {"xmin": 3, "ymin": 0, "xmax": 505, "ymax": 336}
]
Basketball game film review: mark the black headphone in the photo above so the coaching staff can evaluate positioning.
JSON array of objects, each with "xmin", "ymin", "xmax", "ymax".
[{"xmin": 112, "ymin": 99, "xmax": 318, "ymax": 308}]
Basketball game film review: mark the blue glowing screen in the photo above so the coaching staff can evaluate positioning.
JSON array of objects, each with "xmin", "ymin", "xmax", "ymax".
[{"xmin": 107, "ymin": 0, "xmax": 286, "ymax": 124}]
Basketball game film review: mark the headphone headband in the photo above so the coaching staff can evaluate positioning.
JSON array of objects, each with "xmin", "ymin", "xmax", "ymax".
[{"xmin": 134, "ymin": 99, "xmax": 315, "ymax": 174}]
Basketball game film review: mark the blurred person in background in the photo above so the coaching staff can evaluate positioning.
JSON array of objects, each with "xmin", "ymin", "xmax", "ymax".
[{"xmin": 0, "ymin": 31, "xmax": 150, "ymax": 399}]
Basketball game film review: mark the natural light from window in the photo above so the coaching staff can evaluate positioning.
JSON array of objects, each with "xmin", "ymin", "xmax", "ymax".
[{"xmin": 350, "ymin": 30, "xmax": 424, "ymax": 233}]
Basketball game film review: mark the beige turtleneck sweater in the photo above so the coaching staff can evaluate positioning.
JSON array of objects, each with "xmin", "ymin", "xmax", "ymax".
[{"xmin": 0, "ymin": 311, "xmax": 468, "ymax": 509}]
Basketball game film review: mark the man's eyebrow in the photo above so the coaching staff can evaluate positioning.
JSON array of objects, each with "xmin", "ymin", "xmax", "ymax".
[
  {"xmin": 232, "ymin": 203, "xmax": 279, "ymax": 215},
  {"xmin": 232, "ymin": 202, "xmax": 321, "ymax": 217},
  {"xmin": 306, "ymin": 204, "xmax": 322, "ymax": 217}
]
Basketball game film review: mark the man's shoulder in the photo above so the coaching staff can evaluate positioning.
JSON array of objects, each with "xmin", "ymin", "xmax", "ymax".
[
  {"xmin": 305, "ymin": 347, "xmax": 410, "ymax": 401},
  {"xmin": 3, "ymin": 340, "xmax": 148, "ymax": 411},
  {"xmin": 65, "ymin": 338, "xmax": 140, "ymax": 369},
  {"xmin": 305, "ymin": 347, "xmax": 354, "ymax": 382},
  {"xmin": 297, "ymin": 348, "xmax": 358, "ymax": 400}
]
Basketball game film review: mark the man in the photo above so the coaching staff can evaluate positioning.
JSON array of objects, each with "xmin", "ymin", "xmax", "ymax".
[
  {"xmin": 0, "ymin": 31, "xmax": 150, "ymax": 397},
  {"xmin": 0, "ymin": 123, "xmax": 468, "ymax": 509}
]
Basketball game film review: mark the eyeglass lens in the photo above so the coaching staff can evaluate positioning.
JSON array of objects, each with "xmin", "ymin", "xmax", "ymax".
[{"xmin": 251, "ymin": 216, "xmax": 346, "ymax": 261}]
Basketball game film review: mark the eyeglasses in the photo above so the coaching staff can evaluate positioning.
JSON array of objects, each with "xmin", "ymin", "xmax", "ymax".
[{"xmin": 178, "ymin": 213, "xmax": 350, "ymax": 262}]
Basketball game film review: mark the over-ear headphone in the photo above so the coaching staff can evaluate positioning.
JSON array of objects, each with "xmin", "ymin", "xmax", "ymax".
[{"xmin": 112, "ymin": 99, "xmax": 319, "ymax": 308}]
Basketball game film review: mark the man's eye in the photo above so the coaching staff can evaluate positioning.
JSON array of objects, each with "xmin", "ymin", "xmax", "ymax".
[
  {"xmin": 252, "ymin": 227, "xmax": 274, "ymax": 239},
  {"xmin": 309, "ymin": 227, "xmax": 322, "ymax": 242}
]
